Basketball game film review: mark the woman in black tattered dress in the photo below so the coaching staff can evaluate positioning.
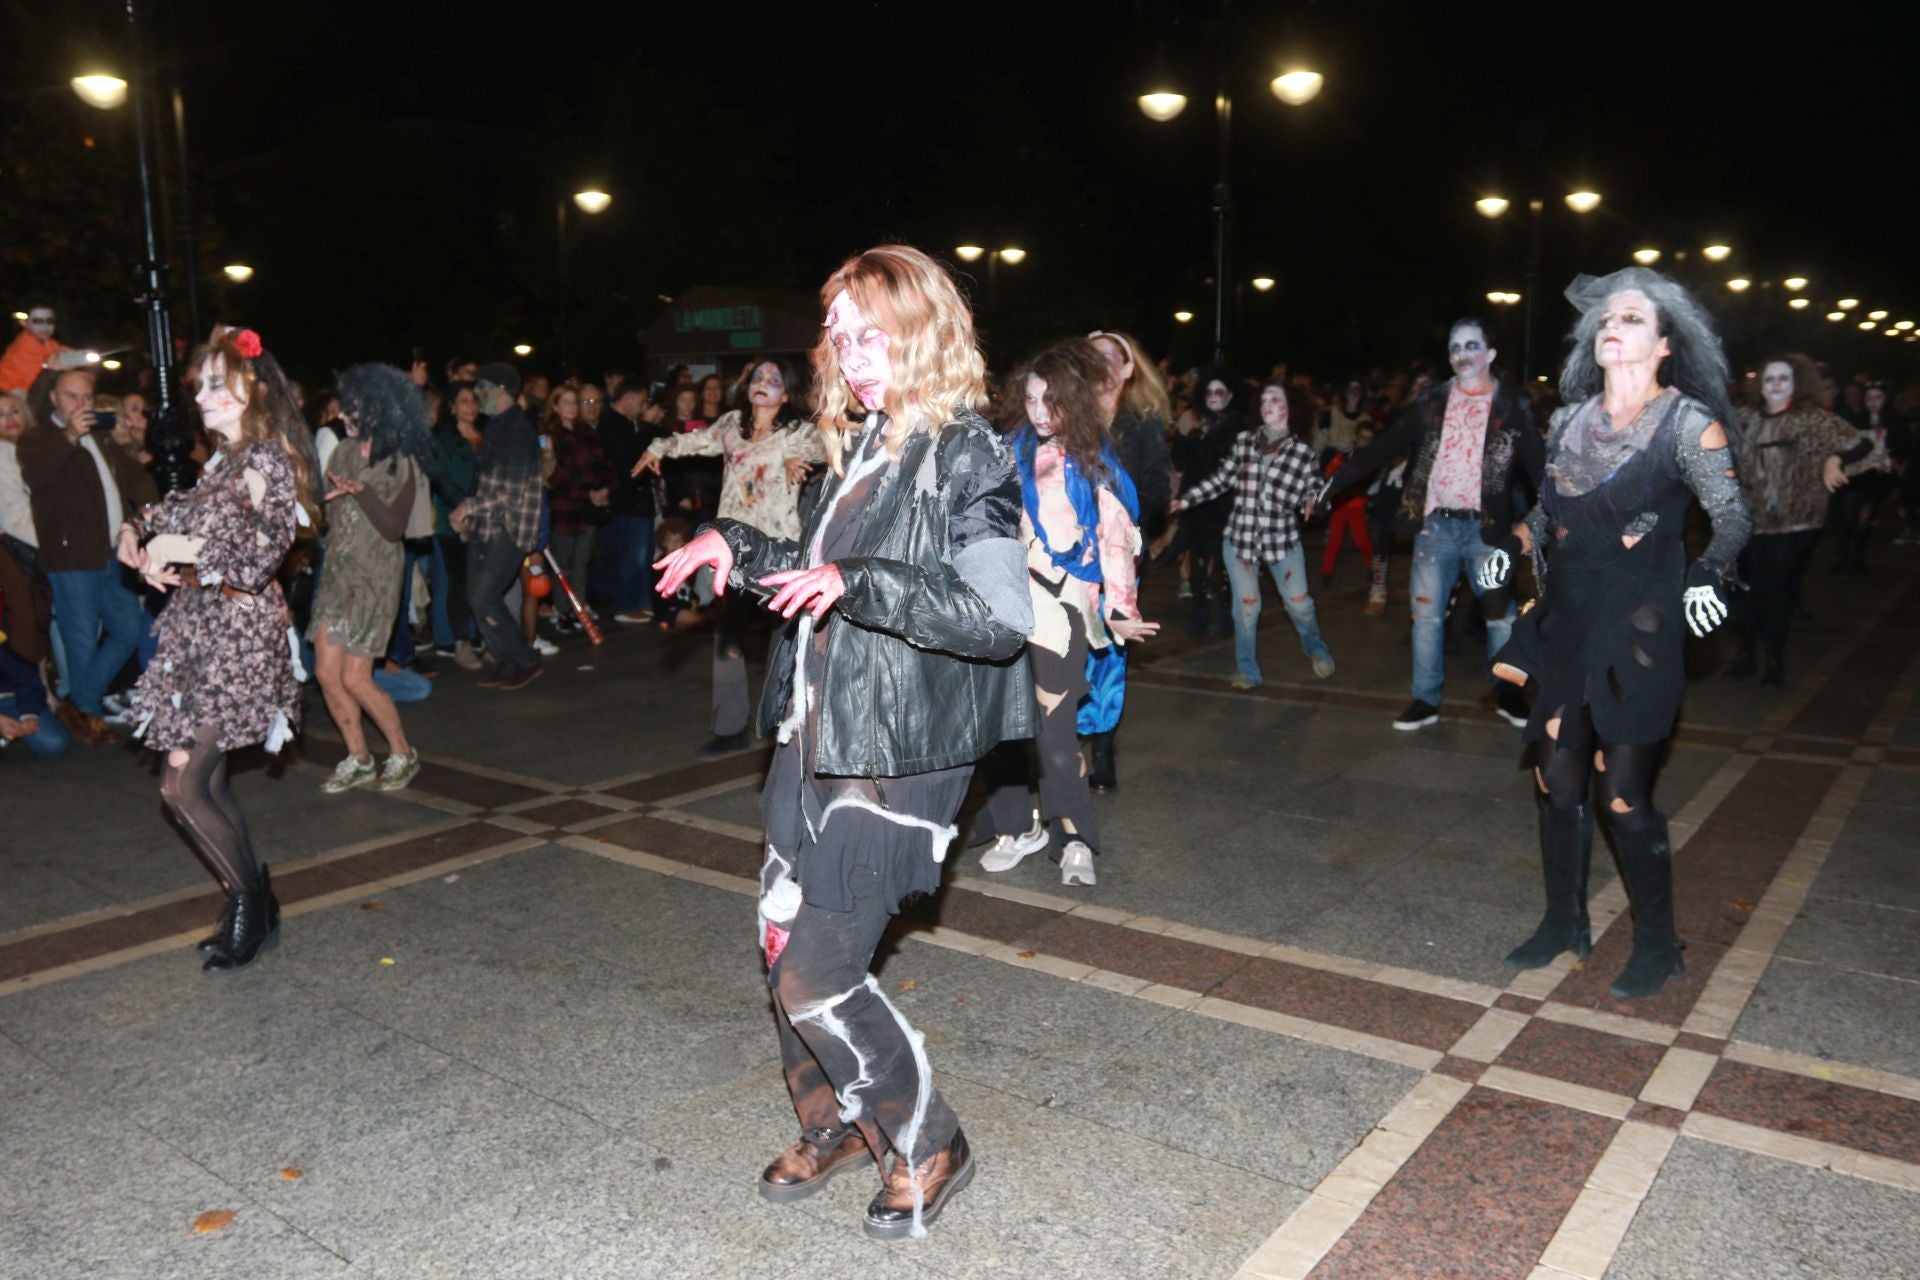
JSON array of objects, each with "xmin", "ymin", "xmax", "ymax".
[{"xmin": 1480, "ymin": 269, "xmax": 1751, "ymax": 1000}]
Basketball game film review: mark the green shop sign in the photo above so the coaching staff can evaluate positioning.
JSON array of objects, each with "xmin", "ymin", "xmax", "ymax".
[{"xmin": 675, "ymin": 304, "xmax": 763, "ymax": 349}]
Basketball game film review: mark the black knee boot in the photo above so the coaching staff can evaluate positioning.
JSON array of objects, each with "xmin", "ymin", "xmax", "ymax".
[
  {"xmin": 1087, "ymin": 731, "xmax": 1117, "ymax": 792},
  {"xmin": 1609, "ymin": 819, "xmax": 1686, "ymax": 999},
  {"xmin": 1504, "ymin": 798, "xmax": 1593, "ymax": 970}
]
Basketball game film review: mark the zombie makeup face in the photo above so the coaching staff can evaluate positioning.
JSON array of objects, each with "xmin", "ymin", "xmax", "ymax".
[
  {"xmin": 1866, "ymin": 386, "xmax": 1887, "ymax": 415},
  {"xmin": 25, "ymin": 309, "xmax": 54, "ymax": 341},
  {"xmin": 1761, "ymin": 361, "xmax": 1795, "ymax": 414},
  {"xmin": 194, "ymin": 354, "xmax": 248, "ymax": 442},
  {"xmin": 1593, "ymin": 290, "xmax": 1668, "ymax": 373},
  {"xmin": 1204, "ymin": 380, "xmax": 1232, "ymax": 414},
  {"xmin": 747, "ymin": 361, "xmax": 789, "ymax": 409},
  {"xmin": 1343, "ymin": 380, "xmax": 1364, "ymax": 411},
  {"xmin": 1259, "ymin": 384, "xmax": 1289, "ymax": 433},
  {"xmin": 1024, "ymin": 374, "xmax": 1054, "ymax": 436},
  {"xmin": 827, "ymin": 289, "xmax": 894, "ymax": 412},
  {"xmin": 1448, "ymin": 325, "xmax": 1495, "ymax": 381}
]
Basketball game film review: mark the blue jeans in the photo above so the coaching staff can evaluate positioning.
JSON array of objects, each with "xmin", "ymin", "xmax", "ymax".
[
  {"xmin": 1222, "ymin": 537, "xmax": 1330, "ymax": 685},
  {"xmin": 1409, "ymin": 512, "xmax": 1514, "ymax": 707},
  {"xmin": 0, "ymin": 697, "xmax": 71, "ymax": 758},
  {"xmin": 48, "ymin": 565, "xmax": 145, "ymax": 714},
  {"xmin": 598, "ymin": 514, "xmax": 655, "ymax": 612}
]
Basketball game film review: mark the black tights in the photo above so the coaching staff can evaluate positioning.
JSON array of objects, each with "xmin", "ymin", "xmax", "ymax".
[
  {"xmin": 160, "ymin": 726, "xmax": 260, "ymax": 894},
  {"xmin": 1534, "ymin": 705, "xmax": 1663, "ymax": 832}
]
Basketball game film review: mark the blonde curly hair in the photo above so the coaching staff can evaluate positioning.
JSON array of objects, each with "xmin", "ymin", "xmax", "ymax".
[{"xmin": 809, "ymin": 244, "xmax": 987, "ymax": 473}]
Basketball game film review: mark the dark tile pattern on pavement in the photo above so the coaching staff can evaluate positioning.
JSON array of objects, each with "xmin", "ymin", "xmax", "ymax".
[{"xmin": 1693, "ymin": 1058, "xmax": 1920, "ymax": 1166}]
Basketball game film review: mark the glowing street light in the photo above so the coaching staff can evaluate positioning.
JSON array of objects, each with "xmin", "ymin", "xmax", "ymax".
[
  {"xmin": 102, "ymin": 359, "xmax": 123, "ymax": 371},
  {"xmin": 1474, "ymin": 197, "xmax": 1511, "ymax": 219},
  {"xmin": 996, "ymin": 247, "xmax": 1026, "ymax": 265},
  {"xmin": 1895, "ymin": 320, "xmax": 1915, "ymax": 331},
  {"xmin": 1858, "ymin": 320, "xmax": 1877, "ymax": 331},
  {"xmin": 572, "ymin": 189, "xmax": 611, "ymax": 215},
  {"xmin": 1632, "ymin": 248, "xmax": 1661, "ymax": 265},
  {"xmin": 71, "ymin": 73, "xmax": 128, "ymax": 110},
  {"xmin": 1827, "ymin": 311, "xmax": 1847, "ymax": 322},
  {"xmin": 1788, "ymin": 298, "xmax": 1811, "ymax": 310},
  {"xmin": 1702, "ymin": 245, "xmax": 1732, "ymax": 262},
  {"xmin": 1782, "ymin": 277, "xmax": 1808, "ymax": 291},
  {"xmin": 1137, "ymin": 92, "xmax": 1188, "ymax": 122},
  {"xmin": 1173, "ymin": 310, "xmax": 1195, "ymax": 324},
  {"xmin": 1269, "ymin": 70, "xmax": 1324, "ymax": 106},
  {"xmin": 954, "ymin": 245, "xmax": 985, "ymax": 263},
  {"xmin": 1836, "ymin": 298, "xmax": 1859, "ymax": 311},
  {"xmin": 222, "ymin": 263, "xmax": 254, "ymax": 282},
  {"xmin": 512, "ymin": 343, "xmax": 533, "ymax": 356},
  {"xmin": 1486, "ymin": 291, "xmax": 1521, "ymax": 305},
  {"xmin": 10, "ymin": 311, "xmax": 26, "ymax": 322},
  {"xmin": 1726, "ymin": 278, "xmax": 1751, "ymax": 292},
  {"xmin": 1563, "ymin": 191, "xmax": 1603, "ymax": 214},
  {"xmin": 1868, "ymin": 309, "xmax": 1888, "ymax": 320},
  {"xmin": 1251, "ymin": 277, "xmax": 1276, "ymax": 292}
]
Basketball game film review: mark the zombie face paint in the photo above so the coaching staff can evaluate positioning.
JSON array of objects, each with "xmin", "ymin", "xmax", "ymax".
[
  {"xmin": 1866, "ymin": 386, "xmax": 1887, "ymax": 415},
  {"xmin": 1259, "ymin": 385, "xmax": 1289, "ymax": 432},
  {"xmin": 25, "ymin": 309, "xmax": 54, "ymax": 340},
  {"xmin": 1448, "ymin": 325, "xmax": 1495, "ymax": 382},
  {"xmin": 1024, "ymin": 374, "xmax": 1053, "ymax": 436},
  {"xmin": 827, "ymin": 289, "xmax": 893, "ymax": 412},
  {"xmin": 1761, "ymin": 361, "xmax": 1795, "ymax": 413},
  {"xmin": 748, "ymin": 361, "xmax": 788, "ymax": 409},
  {"xmin": 195, "ymin": 354, "xmax": 248, "ymax": 441},
  {"xmin": 1204, "ymin": 380, "xmax": 1231, "ymax": 414},
  {"xmin": 1593, "ymin": 290, "xmax": 1668, "ymax": 373}
]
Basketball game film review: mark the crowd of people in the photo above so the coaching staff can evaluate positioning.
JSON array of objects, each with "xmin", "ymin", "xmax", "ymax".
[{"xmin": 3, "ymin": 251, "xmax": 1916, "ymax": 1238}]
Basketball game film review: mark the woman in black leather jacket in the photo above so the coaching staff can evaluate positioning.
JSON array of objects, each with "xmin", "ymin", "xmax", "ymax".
[{"xmin": 655, "ymin": 244, "xmax": 1032, "ymax": 1241}]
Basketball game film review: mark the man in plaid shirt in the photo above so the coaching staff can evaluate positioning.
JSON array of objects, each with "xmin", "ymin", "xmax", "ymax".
[
  {"xmin": 453, "ymin": 364, "xmax": 544, "ymax": 689},
  {"xmin": 1172, "ymin": 379, "xmax": 1335, "ymax": 687}
]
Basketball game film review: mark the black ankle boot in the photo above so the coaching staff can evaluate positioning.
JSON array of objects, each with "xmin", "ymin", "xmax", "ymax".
[
  {"xmin": 1087, "ymin": 731, "xmax": 1117, "ymax": 792},
  {"xmin": 1609, "ymin": 818, "xmax": 1687, "ymax": 999},
  {"xmin": 203, "ymin": 875, "xmax": 280, "ymax": 974},
  {"xmin": 1504, "ymin": 798, "xmax": 1593, "ymax": 970},
  {"xmin": 197, "ymin": 894, "xmax": 239, "ymax": 954}
]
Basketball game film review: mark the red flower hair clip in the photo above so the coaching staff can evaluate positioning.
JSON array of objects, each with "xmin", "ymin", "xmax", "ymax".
[{"xmin": 230, "ymin": 329, "xmax": 263, "ymax": 359}]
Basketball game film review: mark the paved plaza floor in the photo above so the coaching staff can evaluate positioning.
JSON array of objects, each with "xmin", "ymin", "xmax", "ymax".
[{"xmin": 4, "ymin": 542, "xmax": 1918, "ymax": 1279}]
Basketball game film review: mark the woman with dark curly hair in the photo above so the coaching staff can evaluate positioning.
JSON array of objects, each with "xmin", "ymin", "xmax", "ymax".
[
  {"xmin": 118, "ymin": 327, "xmax": 320, "ymax": 971},
  {"xmin": 1482, "ymin": 268, "xmax": 1752, "ymax": 999},
  {"xmin": 308, "ymin": 363, "xmax": 433, "ymax": 795}
]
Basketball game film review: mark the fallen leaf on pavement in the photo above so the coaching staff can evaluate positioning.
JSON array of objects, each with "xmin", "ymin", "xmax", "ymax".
[
  {"xmin": 379, "ymin": 957, "xmax": 395, "ymax": 966},
  {"xmin": 1017, "ymin": 950, "xmax": 1036, "ymax": 959},
  {"xmin": 360, "ymin": 901, "xmax": 384, "ymax": 911},
  {"xmin": 279, "ymin": 1168, "xmax": 302, "ymax": 1181},
  {"xmin": 192, "ymin": 1210, "xmax": 236, "ymax": 1234},
  {"xmin": 897, "ymin": 980, "xmax": 917, "ymax": 992}
]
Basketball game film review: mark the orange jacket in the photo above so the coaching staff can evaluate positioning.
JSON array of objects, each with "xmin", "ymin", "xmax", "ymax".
[{"xmin": 0, "ymin": 331, "xmax": 66, "ymax": 393}]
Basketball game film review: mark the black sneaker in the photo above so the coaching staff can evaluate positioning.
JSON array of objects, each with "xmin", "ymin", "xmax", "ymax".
[
  {"xmin": 1393, "ymin": 700, "xmax": 1440, "ymax": 731},
  {"xmin": 696, "ymin": 731, "xmax": 750, "ymax": 757},
  {"xmin": 1495, "ymin": 683, "xmax": 1530, "ymax": 728}
]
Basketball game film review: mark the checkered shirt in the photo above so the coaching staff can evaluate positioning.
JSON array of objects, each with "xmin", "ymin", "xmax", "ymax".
[{"xmin": 1180, "ymin": 430, "xmax": 1321, "ymax": 562}]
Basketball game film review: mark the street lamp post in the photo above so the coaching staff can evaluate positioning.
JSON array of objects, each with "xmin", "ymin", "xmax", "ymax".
[
  {"xmin": 1140, "ymin": 2, "xmax": 1321, "ymax": 368},
  {"xmin": 556, "ymin": 189, "xmax": 612, "ymax": 372},
  {"xmin": 1475, "ymin": 190, "xmax": 1600, "ymax": 380}
]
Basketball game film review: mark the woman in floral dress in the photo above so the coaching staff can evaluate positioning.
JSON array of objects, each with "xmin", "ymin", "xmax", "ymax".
[
  {"xmin": 119, "ymin": 328, "xmax": 319, "ymax": 972},
  {"xmin": 635, "ymin": 357, "xmax": 824, "ymax": 753}
]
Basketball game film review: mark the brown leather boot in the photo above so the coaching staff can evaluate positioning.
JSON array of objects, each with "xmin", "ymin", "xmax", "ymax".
[
  {"xmin": 864, "ymin": 1127, "xmax": 974, "ymax": 1239},
  {"xmin": 758, "ymin": 1125, "xmax": 874, "ymax": 1203}
]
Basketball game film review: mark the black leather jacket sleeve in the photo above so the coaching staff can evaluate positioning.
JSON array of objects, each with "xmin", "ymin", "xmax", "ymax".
[
  {"xmin": 709, "ymin": 520, "xmax": 801, "ymax": 601},
  {"xmin": 834, "ymin": 426, "xmax": 1027, "ymax": 661},
  {"xmin": 1324, "ymin": 402, "xmax": 1421, "ymax": 500}
]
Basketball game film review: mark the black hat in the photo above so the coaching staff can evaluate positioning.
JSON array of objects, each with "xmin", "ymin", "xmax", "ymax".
[{"xmin": 475, "ymin": 362, "xmax": 521, "ymax": 397}]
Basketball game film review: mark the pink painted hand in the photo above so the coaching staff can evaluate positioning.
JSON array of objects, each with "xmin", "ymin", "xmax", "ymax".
[
  {"xmin": 760, "ymin": 564, "xmax": 845, "ymax": 620},
  {"xmin": 653, "ymin": 528, "xmax": 733, "ymax": 598}
]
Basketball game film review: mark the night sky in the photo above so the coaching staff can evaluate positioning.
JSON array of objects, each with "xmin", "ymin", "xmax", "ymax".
[{"xmin": 10, "ymin": 0, "xmax": 1919, "ymax": 386}]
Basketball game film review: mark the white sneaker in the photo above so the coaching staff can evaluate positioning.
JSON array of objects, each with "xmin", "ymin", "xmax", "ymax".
[
  {"xmin": 1060, "ymin": 841, "xmax": 1097, "ymax": 887},
  {"xmin": 532, "ymin": 637, "xmax": 560, "ymax": 656},
  {"xmin": 1229, "ymin": 673, "xmax": 1258, "ymax": 690},
  {"xmin": 378, "ymin": 749, "xmax": 421, "ymax": 792},
  {"xmin": 322, "ymin": 754, "xmax": 377, "ymax": 794},
  {"xmin": 1310, "ymin": 652, "xmax": 1336, "ymax": 680},
  {"xmin": 979, "ymin": 816, "xmax": 1047, "ymax": 872}
]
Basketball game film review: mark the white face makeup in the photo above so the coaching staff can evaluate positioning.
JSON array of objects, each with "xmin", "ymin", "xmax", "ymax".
[
  {"xmin": 1594, "ymin": 290, "xmax": 1668, "ymax": 372},
  {"xmin": 1204, "ymin": 380, "xmax": 1231, "ymax": 413},
  {"xmin": 1761, "ymin": 361, "xmax": 1795, "ymax": 412},
  {"xmin": 194, "ymin": 354, "xmax": 248, "ymax": 441},
  {"xmin": 1025, "ymin": 374, "xmax": 1052, "ymax": 436},
  {"xmin": 1448, "ymin": 325, "xmax": 1495, "ymax": 380},
  {"xmin": 747, "ymin": 361, "xmax": 788, "ymax": 408},
  {"xmin": 1259, "ymin": 385, "xmax": 1289, "ymax": 431},
  {"xmin": 25, "ymin": 309, "xmax": 54, "ymax": 340},
  {"xmin": 1866, "ymin": 387, "xmax": 1887, "ymax": 414},
  {"xmin": 826, "ymin": 289, "xmax": 893, "ymax": 411}
]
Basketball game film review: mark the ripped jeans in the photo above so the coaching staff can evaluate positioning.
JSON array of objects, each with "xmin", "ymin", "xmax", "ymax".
[
  {"xmin": 1409, "ymin": 512, "xmax": 1513, "ymax": 707},
  {"xmin": 1222, "ymin": 537, "xmax": 1330, "ymax": 685}
]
